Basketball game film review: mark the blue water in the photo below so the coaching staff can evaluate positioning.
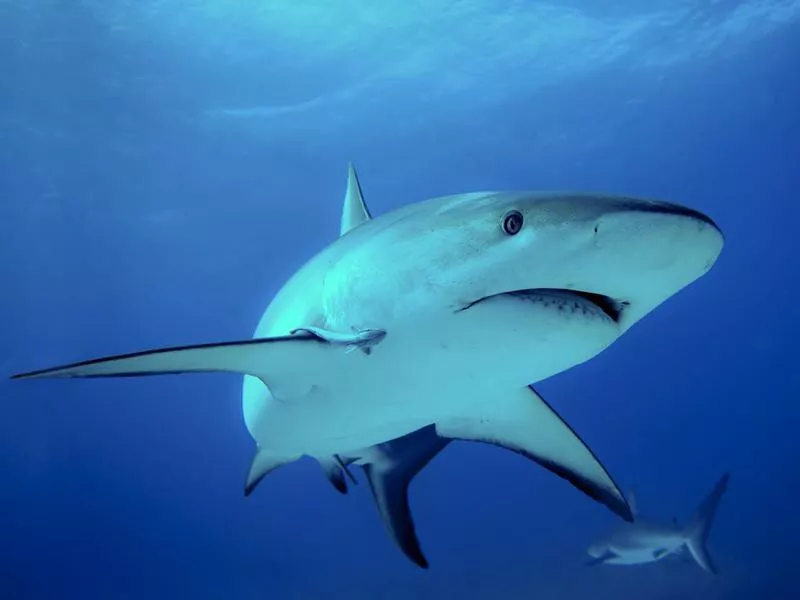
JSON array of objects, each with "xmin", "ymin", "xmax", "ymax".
[{"xmin": 1, "ymin": 1, "xmax": 798, "ymax": 598}]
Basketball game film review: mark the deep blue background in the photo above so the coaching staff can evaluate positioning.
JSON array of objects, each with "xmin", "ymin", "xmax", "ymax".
[{"xmin": 1, "ymin": 1, "xmax": 798, "ymax": 598}]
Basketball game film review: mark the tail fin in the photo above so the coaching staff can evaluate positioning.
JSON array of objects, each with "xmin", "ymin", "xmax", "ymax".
[{"xmin": 684, "ymin": 473, "xmax": 730, "ymax": 574}]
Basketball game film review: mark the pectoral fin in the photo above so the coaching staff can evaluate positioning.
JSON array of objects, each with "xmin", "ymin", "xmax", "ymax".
[
  {"xmin": 10, "ymin": 328, "xmax": 384, "ymax": 388},
  {"xmin": 653, "ymin": 548, "xmax": 670, "ymax": 559},
  {"xmin": 627, "ymin": 489, "xmax": 638, "ymax": 518},
  {"xmin": 585, "ymin": 549, "xmax": 617, "ymax": 566},
  {"xmin": 435, "ymin": 386, "xmax": 631, "ymax": 521}
]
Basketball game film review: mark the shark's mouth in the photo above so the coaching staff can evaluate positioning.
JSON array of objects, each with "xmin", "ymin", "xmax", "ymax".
[
  {"xmin": 564, "ymin": 290, "xmax": 627, "ymax": 324},
  {"xmin": 458, "ymin": 289, "xmax": 628, "ymax": 324}
]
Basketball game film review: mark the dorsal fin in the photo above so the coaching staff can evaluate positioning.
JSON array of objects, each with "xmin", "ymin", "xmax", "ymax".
[{"xmin": 340, "ymin": 162, "xmax": 372, "ymax": 236}]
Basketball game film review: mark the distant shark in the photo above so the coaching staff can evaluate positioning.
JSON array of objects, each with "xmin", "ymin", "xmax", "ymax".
[
  {"xmin": 586, "ymin": 473, "xmax": 730, "ymax": 574},
  {"xmin": 11, "ymin": 163, "xmax": 724, "ymax": 563}
]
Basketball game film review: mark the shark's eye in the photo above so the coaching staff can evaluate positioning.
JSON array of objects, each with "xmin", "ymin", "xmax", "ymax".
[{"xmin": 502, "ymin": 210, "xmax": 524, "ymax": 235}]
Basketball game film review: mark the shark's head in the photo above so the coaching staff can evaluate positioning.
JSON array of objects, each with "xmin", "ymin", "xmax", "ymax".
[
  {"xmin": 390, "ymin": 191, "xmax": 724, "ymax": 333},
  {"xmin": 587, "ymin": 540, "xmax": 612, "ymax": 559}
]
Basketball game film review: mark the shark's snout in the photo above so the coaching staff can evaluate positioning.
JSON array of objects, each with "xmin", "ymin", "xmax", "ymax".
[
  {"xmin": 629, "ymin": 199, "xmax": 721, "ymax": 233},
  {"xmin": 571, "ymin": 199, "xmax": 724, "ymax": 329},
  {"xmin": 592, "ymin": 200, "xmax": 724, "ymax": 267},
  {"xmin": 586, "ymin": 542, "xmax": 606, "ymax": 558},
  {"xmin": 444, "ymin": 192, "xmax": 723, "ymax": 340}
]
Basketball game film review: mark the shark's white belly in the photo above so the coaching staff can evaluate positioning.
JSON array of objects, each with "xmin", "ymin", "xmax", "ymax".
[
  {"xmin": 602, "ymin": 525, "xmax": 687, "ymax": 565},
  {"xmin": 243, "ymin": 290, "xmax": 622, "ymax": 456},
  {"xmin": 607, "ymin": 541, "xmax": 685, "ymax": 565},
  {"xmin": 607, "ymin": 549, "xmax": 668, "ymax": 565}
]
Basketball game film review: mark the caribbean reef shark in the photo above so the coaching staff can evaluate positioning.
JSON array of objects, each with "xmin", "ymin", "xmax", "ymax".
[
  {"xmin": 11, "ymin": 163, "xmax": 724, "ymax": 564},
  {"xmin": 586, "ymin": 473, "xmax": 730, "ymax": 574}
]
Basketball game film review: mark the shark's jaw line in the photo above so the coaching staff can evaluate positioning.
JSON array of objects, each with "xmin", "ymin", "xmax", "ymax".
[{"xmin": 457, "ymin": 288, "xmax": 628, "ymax": 324}]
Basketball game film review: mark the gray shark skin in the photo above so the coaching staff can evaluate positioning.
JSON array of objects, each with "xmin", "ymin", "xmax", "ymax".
[
  {"xmin": 256, "ymin": 166, "xmax": 723, "ymax": 568},
  {"xmin": 330, "ymin": 423, "xmax": 449, "ymax": 569},
  {"xmin": 11, "ymin": 163, "xmax": 724, "ymax": 564},
  {"xmin": 586, "ymin": 473, "xmax": 730, "ymax": 574},
  {"xmin": 309, "ymin": 384, "xmax": 594, "ymax": 569}
]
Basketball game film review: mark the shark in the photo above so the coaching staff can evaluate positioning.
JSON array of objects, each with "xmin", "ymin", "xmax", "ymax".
[
  {"xmin": 11, "ymin": 163, "xmax": 724, "ymax": 562},
  {"xmin": 586, "ymin": 473, "xmax": 731, "ymax": 574},
  {"xmin": 246, "ymin": 171, "xmax": 604, "ymax": 569}
]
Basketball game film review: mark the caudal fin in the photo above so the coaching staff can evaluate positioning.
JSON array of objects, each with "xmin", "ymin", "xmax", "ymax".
[
  {"xmin": 684, "ymin": 472, "xmax": 730, "ymax": 574},
  {"xmin": 361, "ymin": 425, "xmax": 451, "ymax": 569}
]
